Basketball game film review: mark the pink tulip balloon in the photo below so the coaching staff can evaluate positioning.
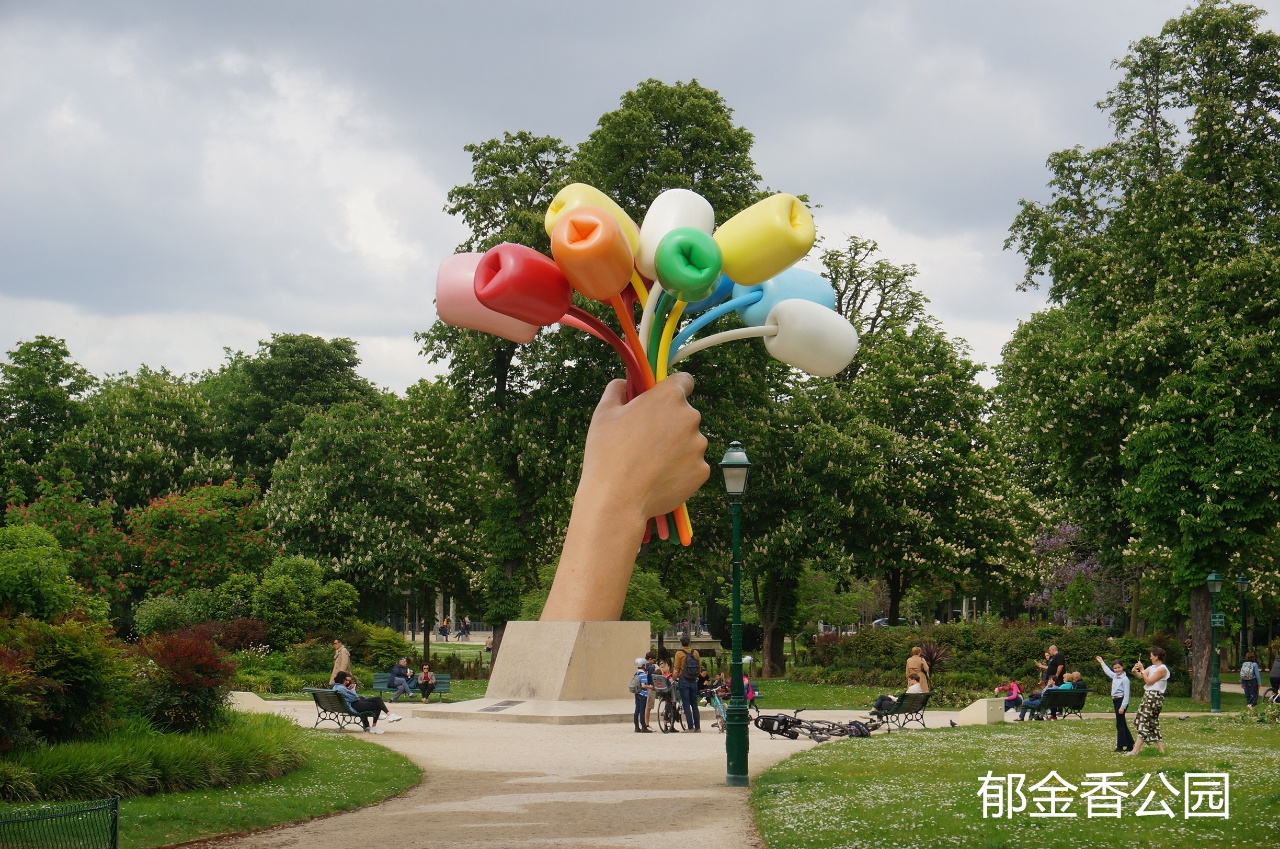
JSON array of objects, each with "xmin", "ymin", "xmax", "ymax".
[{"xmin": 435, "ymin": 252, "xmax": 539, "ymax": 343}]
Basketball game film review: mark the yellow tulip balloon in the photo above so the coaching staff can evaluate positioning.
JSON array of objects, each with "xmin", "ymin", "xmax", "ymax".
[
  {"xmin": 713, "ymin": 193, "xmax": 815, "ymax": 286},
  {"xmin": 544, "ymin": 183, "xmax": 640, "ymax": 254}
]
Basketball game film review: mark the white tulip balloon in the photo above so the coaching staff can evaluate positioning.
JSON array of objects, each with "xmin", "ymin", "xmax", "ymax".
[
  {"xmin": 635, "ymin": 189, "xmax": 715, "ymax": 281},
  {"xmin": 763, "ymin": 299, "xmax": 860, "ymax": 377}
]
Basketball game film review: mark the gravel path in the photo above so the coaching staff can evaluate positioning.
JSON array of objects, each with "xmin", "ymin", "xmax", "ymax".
[{"xmin": 206, "ymin": 697, "xmax": 830, "ymax": 849}]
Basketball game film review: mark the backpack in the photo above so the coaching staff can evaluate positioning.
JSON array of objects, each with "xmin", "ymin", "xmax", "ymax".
[
  {"xmin": 1240, "ymin": 661, "xmax": 1258, "ymax": 682},
  {"xmin": 681, "ymin": 650, "xmax": 701, "ymax": 680},
  {"xmin": 848, "ymin": 720, "xmax": 870, "ymax": 738},
  {"xmin": 628, "ymin": 671, "xmax": 643, "ymax": 695}
]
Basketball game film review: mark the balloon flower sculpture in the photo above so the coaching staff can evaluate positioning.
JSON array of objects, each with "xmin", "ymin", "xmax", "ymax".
[{"xmin": 435, "ymin": 184, "xmax": 859, "ymax": 546}]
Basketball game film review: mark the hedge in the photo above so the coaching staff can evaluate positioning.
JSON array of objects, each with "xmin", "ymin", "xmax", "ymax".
[
  {"xmin": 0, "ymin": 713, "xmax": 306, "ymax": 803},
  {"xmin": 802, "ymin": 622, "xmax": 1187, "ymax": 695}
]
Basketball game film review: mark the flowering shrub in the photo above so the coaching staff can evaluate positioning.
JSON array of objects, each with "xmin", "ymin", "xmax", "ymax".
[{"xmin": 132, "ymin": 630, "xmax": 235, "ymax": 732}]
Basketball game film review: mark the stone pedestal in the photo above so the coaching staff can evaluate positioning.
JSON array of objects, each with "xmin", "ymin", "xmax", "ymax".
[
  {"xmin": 485, "ymin": 621, "xmax": 651, "ymax": 701},
  {"xmin": 955, "ymin": 697, "xmax": 1008, "ymax": 726}
]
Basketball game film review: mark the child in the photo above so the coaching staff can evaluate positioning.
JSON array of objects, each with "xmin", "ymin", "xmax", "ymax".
[
  {"xmin": 632, "ymin": 658, "xmax": 653, "ymax": 732},
  {"xmin": 1096, "ymin": 656, "xmax": 1134, "ymax": 752},
  {"xmin": 995, "ymin": 679, "xmax": 1023, "ymax": 712}
]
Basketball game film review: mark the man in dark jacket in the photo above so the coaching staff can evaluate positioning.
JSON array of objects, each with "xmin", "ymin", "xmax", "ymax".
[{"xmin": 389, "ymin": 657, "xmax": 415, "ymax": 702}]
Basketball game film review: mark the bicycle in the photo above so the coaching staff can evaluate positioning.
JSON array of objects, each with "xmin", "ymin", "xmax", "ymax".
[
  {"xmin": 652, "ymin": 674, "xmax": 686, "ymax": 734},
  {"xmin": 702, "ymin": 686, "xmax": 728, "ymax": 733},
  {"xmin": 1264, "ymin": 683, "xmax": 1280, "ymax": 704}
]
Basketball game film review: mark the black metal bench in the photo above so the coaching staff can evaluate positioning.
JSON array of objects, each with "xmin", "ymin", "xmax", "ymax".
[
  {"xmin": 371, "ymin": 673, "xmax": 451, "ymax": 702},
  {"xmin": 304, "ymin": 687, "xmax": 380, "ymax": 730},
  {"xmin": 0, "ymin": 796, "xmax": 118, "ymax": 849},
  {"xmin": 1028, "ymin": 688, "xmax": 1090, "ymax": 720},
  {"xmin": 869, "ymin": 692, "xmax": 933, "ymax": 731}
]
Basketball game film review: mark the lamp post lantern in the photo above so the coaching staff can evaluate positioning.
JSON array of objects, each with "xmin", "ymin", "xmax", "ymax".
[
  {"xmin": 1206, "ymin": 572, "xmax": 1223, "ymax": 713},
  {"xmin": 720, "ymin": 441, "xmax": 750, "ymax": 787},
  {"xmin": 1235, "ymin": 575, "xmax": 1249, "ymax": 670}
]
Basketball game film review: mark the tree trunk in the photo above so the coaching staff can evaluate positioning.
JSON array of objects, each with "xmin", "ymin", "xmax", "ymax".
[
  {"xmin": 1127, "ymin": 574, "xmax": 1142, "ymax": 636},
  {"xmin": 1190, "ymin": 585, "xmax": 1212, "ymax": 704},
  {"xmin": 763, "ymin": 628, "xmax": 787, "ymax": 677},
  {"xmin": 886, "ymin": 569, "xmax": 904, "ymax": 625}
]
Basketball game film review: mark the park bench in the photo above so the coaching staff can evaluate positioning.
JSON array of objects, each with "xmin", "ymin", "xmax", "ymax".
[
  {"xmin": 869, "ymin": 691, "xmax": 933, "ymax": 731},
  {"xmin": 1028, "ymin": 688, "xmax": 1091, "ymax": 720},
  {"xmin": 0, "ymin": 796, "xmax": 118, "ymax": 849},
  {"xmin": 304, "ymin": 687, "xmax": 380, "ymax": 730},
  {"xmin": 371, "ymin": 672, "xmax": 451, "ymax": 702}
]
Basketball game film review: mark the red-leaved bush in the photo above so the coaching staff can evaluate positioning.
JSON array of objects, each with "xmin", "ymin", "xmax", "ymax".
[
  {"xmin": 132, "ymin": 631, "xmax": 235, "ymax": 731},
  {"xmin": 216, "ymin": 618, "xmax": 270, "ymax": 651}
]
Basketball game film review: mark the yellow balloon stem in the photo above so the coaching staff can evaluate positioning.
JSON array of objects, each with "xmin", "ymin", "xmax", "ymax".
[
  {"xmin": 656, "ymin": 301, "xmax": 686, "ymax": 382},
  {"xmin": 630, "ymin": 270, "xmax": 649, "ymax": 308}
]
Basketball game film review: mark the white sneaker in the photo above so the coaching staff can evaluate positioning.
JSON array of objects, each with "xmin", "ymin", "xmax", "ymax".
[
  {"xmin": 370, "ymin": 726, "xmax": 386, "ymax": 734},
  {"xmin": 386, "ymin": 713, "xmax": 403, "ymax": 722}
]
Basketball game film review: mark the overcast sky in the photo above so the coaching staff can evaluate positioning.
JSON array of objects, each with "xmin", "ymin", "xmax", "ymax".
[{"xmin": 3, "ymin": 1, "xmax": 1275, "ymax": 390}]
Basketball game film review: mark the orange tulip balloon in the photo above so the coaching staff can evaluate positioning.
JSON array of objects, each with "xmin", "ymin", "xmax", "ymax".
[{"xmin": 550, "ymin": 206, "xmax": 634, "ymax": 302}]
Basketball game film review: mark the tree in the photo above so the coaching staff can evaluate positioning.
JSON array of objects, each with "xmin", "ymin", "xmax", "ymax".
[
  {"xmin": 799, "ymin": 324, "xmax": 1029, "ymax": 627},
  {"xmin": 39, "ymin": 368, "xmax": 223, "ymax": 511},
  {"xmin": 573, "ymin": 79, "xmax": 761, "ymax": 222},
  {"xmin": 0, "ymin": 336, "xmax": 94, "ymax": 498},
  {"xmin": 124, "ymin": 479, "xmax": 276, "ymax": 598},
  {"xmin": 445, "ymin": 131, "xmax": 571, "ymax": 254},
  {"xmin": 199, "ymin": 334, "xmax": 378, "ymax": 488},
  {"xmin": 265, "ymin": 381, "xmax": 476, "ymax": 607},
  {"xmin": 5, "ymin": 468, "xmax": 128, "ymax": 607},
  {"xmin": 820, "ymin": 235, "xmax": 929, "ymax": 378},
  {"xmin": 1000, "ymin": 0, "xmax": 1280, "ymax": 702}
]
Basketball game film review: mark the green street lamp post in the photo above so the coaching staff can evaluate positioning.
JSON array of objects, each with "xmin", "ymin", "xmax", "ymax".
[
  {"xmin": 1235, "ymin": 575, "xmax": 1249, "ymax": 669},
  {"xmin": 720, "ymin": 441, "xmax": 751, "ymax": 787},
  {"xmin": 1206, "ymin": 571, "xmax": 1223, "ymax": 713}
]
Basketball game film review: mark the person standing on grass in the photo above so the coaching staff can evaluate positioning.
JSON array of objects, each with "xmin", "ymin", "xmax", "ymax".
[
  {"xmin": 1096, "ymin": 656, "xmax": 1134, "ymax": 752},
  {"xmin": 332, "ymin": 671, "xmax": 401, "ymax": 734},
  {"xmin": 1239, "ymin": 651, "xmax": 1260, "ymax": 708},
  {"xmin": 1128, "ymin": 648, "xmax": 1169, "ymax": 756},
  {"xmin": 905, "ymin": 647, "xmax": 931, "ymax": 693},
  {"xmin": 330, "ymin": 639, "xmax": 351, "ymax": 685},
  {"xmin": 672, "ymin": 635, "xmax": 702, "ymax": 732}
]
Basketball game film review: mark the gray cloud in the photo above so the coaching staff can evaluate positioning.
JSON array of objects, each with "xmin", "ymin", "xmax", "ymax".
[{"xmin": 3, "ymin": 1, "xmax": 1274, "ymax": 388}]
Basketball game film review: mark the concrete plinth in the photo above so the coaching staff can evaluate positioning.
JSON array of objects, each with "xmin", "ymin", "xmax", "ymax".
[
  {"xmin": 485, "ymin": 620, "xmax": 651, "ymax": 701},
  {"xmin": 955, "ymin": 697, "xmax": 1008, "ymax": 726}
]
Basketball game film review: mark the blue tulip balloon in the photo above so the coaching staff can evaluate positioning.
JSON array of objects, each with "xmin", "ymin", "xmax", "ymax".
[
  {"xmin": 733, "ymin": 267, "xmax": 836, "ymax": 327},
  {"xmin": 683, "ymin": 274, "xmax": 735, "ymax": 314}
]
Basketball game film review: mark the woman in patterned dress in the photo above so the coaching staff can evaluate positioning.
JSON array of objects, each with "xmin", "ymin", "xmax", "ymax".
[{"xmin": 1127, "ymin": 647, "xmax": 1169, "ymax": 756}]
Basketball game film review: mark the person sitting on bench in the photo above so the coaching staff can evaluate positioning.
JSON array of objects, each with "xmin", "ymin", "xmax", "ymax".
[
  {"xmin": 388, "ymin": 657, "xmax": 415, "ymax": 702},
  {"xmin": 1015, "ymin": 680, "xmax": 1059, "ymax": 721},
  {"xmin": 332, "ymin": 671, "xmax": 401, "ymax": 733},
  {"xmin": 873, "ymin": 673, "xmax": 923, "ymax": 714}
]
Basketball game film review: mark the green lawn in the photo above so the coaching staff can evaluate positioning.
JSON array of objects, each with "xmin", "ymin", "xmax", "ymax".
[
  {"xmin": 116, "ymin": 729, "xmax": 420, "ymax": 848},
  {"xmin": 752, "ymin": 716, "xmax": 1279, "ymax": 849}
]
